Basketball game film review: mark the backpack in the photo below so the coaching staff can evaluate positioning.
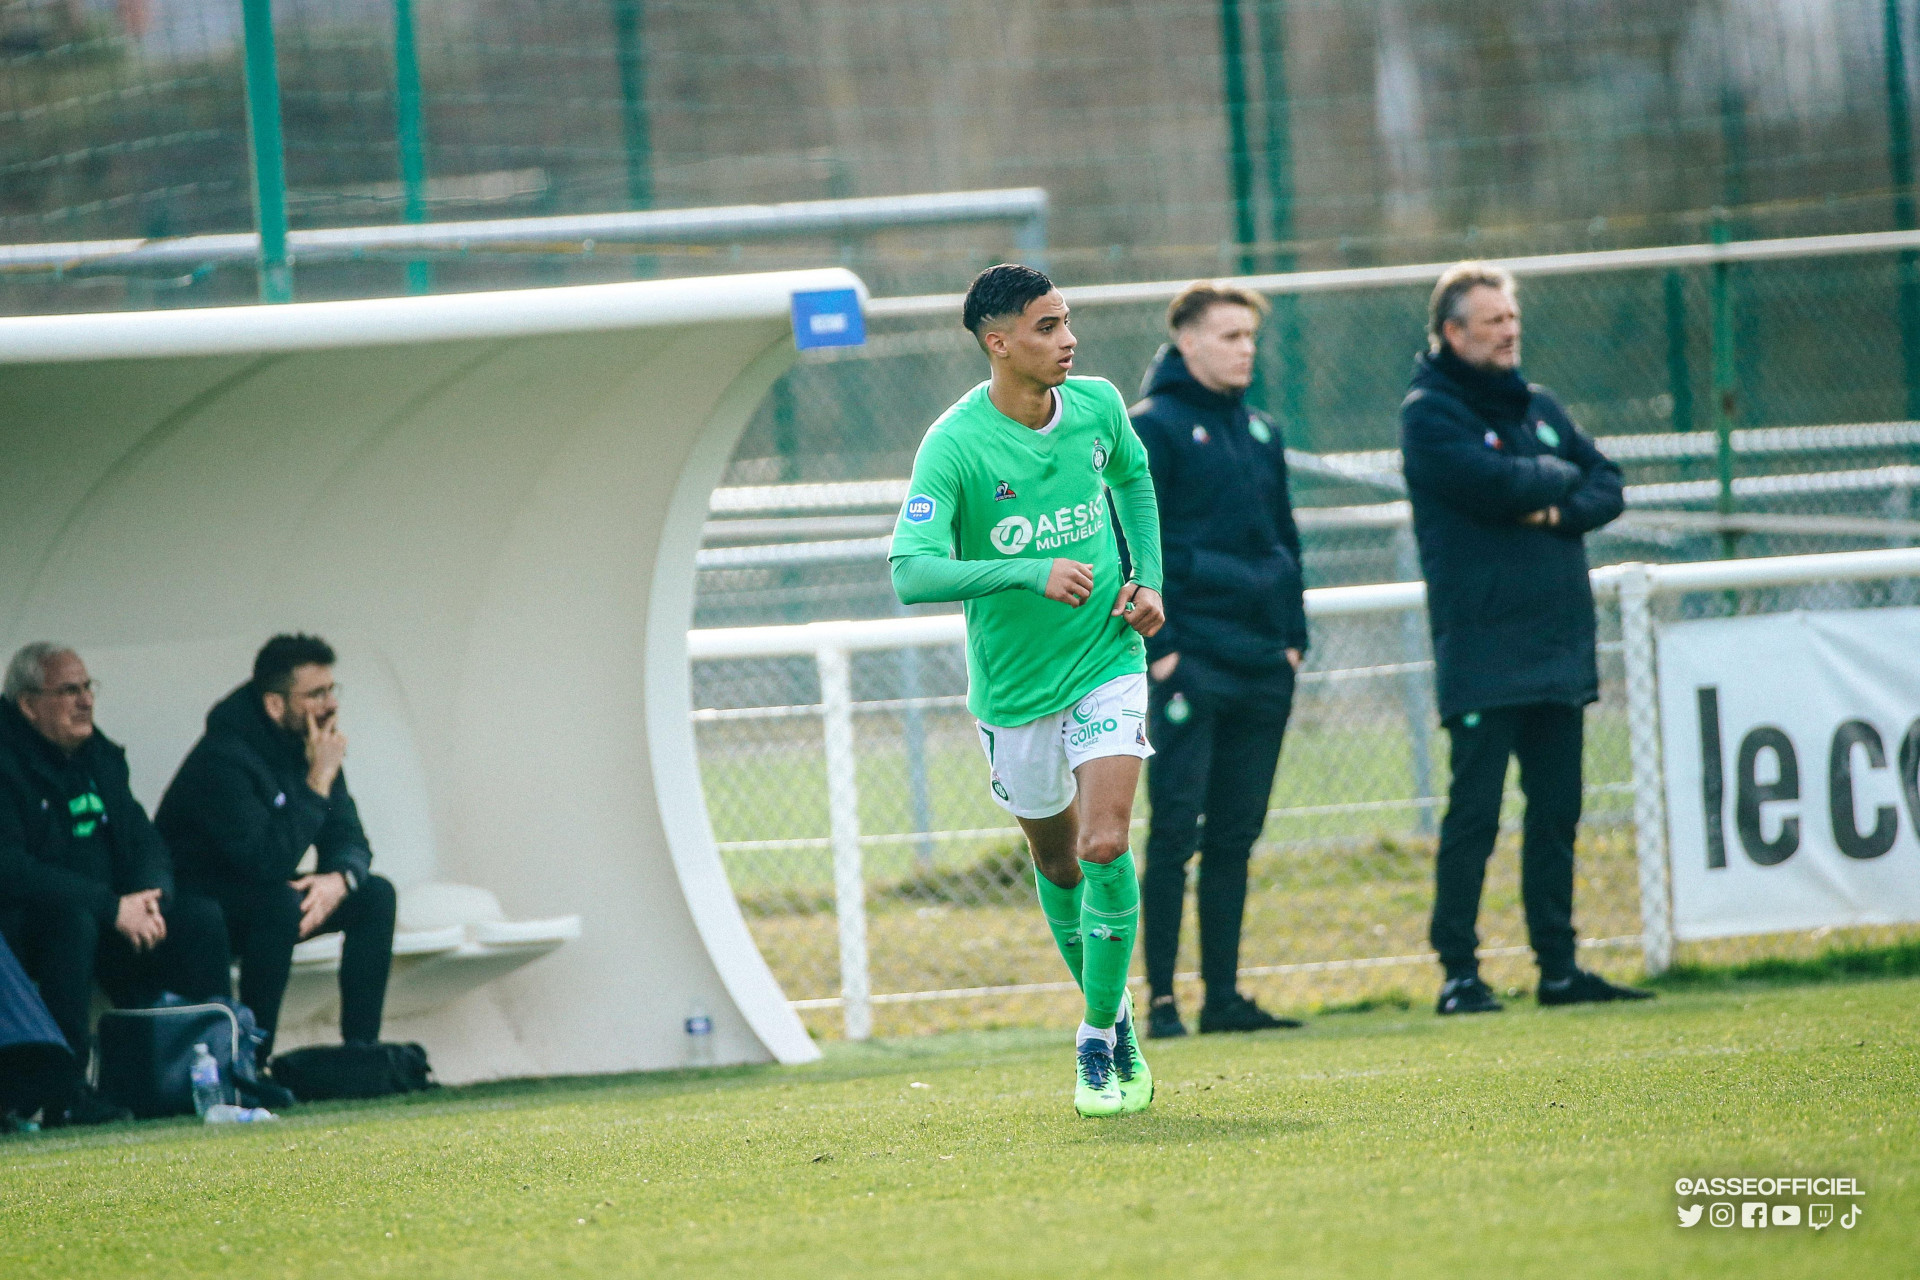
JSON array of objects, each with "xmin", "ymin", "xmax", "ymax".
[
  {"xmin": 269, "ymin": 1042, "xmax": 435, "ymax": 1101},
  {"xmin": 95, "ymin": 1002, "xmax": 241, "ymax": 1118}
]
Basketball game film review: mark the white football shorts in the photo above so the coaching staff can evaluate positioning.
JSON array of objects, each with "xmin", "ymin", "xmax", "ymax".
[{"xmin": 974, "ymin": 672, "xmax": 1153, "ymax": 819}]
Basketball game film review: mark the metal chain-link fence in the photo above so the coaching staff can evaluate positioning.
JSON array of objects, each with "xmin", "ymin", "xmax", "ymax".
[
  {"xmin": 694, "ymin": 238, "xmax": 1920, "ymax": 1039},
  {"xmin": 695, "ymin": 565, "xmax": 1920, "ymax": 1041}
]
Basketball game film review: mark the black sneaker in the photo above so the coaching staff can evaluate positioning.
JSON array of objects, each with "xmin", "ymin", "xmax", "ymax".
[
  {"xmin": 44, "ymin": 1083, "xmax": 132, "ymax": 1128},
  {"xmin": 1537, "ymin": 969, "xmax": 1656, "ymax": 1006},
  {"xmin": 1436, "ymin": 975, "xmax": 1504, "ymax": 1016},
  {"xmin": 1146, "ymin": 996, "xmax": 1187, "ymax": 1040},
  {"xmin": 1198, "ymin": 993, "xmax": 1303, "ymax": 1033}
]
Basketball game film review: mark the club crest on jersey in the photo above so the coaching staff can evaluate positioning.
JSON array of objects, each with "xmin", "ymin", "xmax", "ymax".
[
  {"xmin": 903, "ymin": 494, "xmax": 936, "ymax": 523},
  {"xmin": 994, "ymin": 480, "xmax": 1017, "ymax": 502},
  {"xmin": 1091, "ymin": 439, "xmax": 1109, "ymax": 471},
  {"xmin": 1191, "ymin": 425, "xmax": 1210, "ymax": 445}
]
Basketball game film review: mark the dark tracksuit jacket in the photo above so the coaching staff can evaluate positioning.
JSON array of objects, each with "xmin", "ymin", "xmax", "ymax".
[
  {"xmin": 1400, "ymin": 345, "xmax": 1623, "ymax": 723},
  {"xmin": 1129, "ymin": 344, "xmax": 1309, "ymax": 1003},
  {"xmin": 1399, "ymin": 345, "xmax": 1624, "ymax": 979},
  {"xmin": 0, "ymin": 698, "xmax": 174, "ymax": 924},
  {"xmin": 1131, "ymin": 344, "xmax": 1308, "ymax": 697},
  {"xmin": 156, "ymin": 684, "xmax": 374, "ymax": 893}
]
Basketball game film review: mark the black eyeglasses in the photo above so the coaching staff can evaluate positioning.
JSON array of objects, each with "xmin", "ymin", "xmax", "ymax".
[{"xmin": 38, "ymin": 680, "xmax": 98, "ymax": 700}]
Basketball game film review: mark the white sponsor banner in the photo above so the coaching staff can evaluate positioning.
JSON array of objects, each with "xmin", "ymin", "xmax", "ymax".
[{"xmin": 1658, "ymin": 606, "xmax": 1920, "ymax": 940}]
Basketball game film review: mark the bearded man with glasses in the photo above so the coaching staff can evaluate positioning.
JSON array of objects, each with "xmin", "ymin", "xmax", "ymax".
[
  {"xmin": 158, "ymin": 633, "xmax": 395, "ymax": 1060},
  {"xmin": 0, "ymin": 642, "xmax": 232, "ymax": 1125}
]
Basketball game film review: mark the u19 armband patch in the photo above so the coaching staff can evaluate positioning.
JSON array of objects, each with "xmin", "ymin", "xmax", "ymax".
[{"xmin": 903, "ymin": 494, "xmax": 936, "ymax": 524}]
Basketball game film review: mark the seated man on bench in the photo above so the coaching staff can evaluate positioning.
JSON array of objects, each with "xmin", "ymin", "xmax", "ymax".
[
  {"xmin": 0, "ymin": 643, "xmax": 232, "ymax": 1125},
  {"xmin": 157, "ymin": 634, "xmax": 396, "ymax": 1060}
]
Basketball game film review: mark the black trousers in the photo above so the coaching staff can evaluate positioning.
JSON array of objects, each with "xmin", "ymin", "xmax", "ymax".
[
  {"xmin": 1142, "ymin": 673, "xmax": 1292, "ymax": 1005},
  {"xmin": 200, "ymin": 874, "xmax": 396, "ymax": 1049},
  {"xmin": 1430, "ymin": 702, "xmax": 1582, "ymax": 981},
  {"xmin": 0, "ymin": 892, "xmax": 231, "ymax": 1070}
]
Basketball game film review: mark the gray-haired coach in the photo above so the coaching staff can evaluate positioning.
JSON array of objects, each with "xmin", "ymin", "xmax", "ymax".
[{"xmin": 1400, "ymin": 263, "xmax": 1651, "ymax": 1016}]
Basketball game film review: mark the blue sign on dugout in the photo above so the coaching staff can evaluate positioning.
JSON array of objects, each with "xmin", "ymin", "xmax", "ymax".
[{"xmin": 790, "ymin": 288, "xmax": 867, "ymax": 350}]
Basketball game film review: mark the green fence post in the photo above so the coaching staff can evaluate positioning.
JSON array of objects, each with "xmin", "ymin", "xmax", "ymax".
[
  {"xmin": 1663, "ymin": 270, "xmax": 1693, "ymax": 450},
  {"xmin": 240, "ymin": 0, "xmax": 292, "ymax": 303},
  {"xmin": 612, "ymin": 0, "xmax": 653, "ymax": 212},
  {"xmin": 1887, "ymin": 0, "xmax": 1920, "ymax": 421},
  {"xmin": 394, "ymin": 0, "xmax": 431, "ymax": 295},
  {"xmin": 1254, "ymin": 0, "xmax": 1307, "ymax": 448},
  {"xmin": 1218, "ymin": 0, "xmax": 1257, "ymax": 277},
  {"xmin": 1710, "ymin": 217, "xmax": 1738, "ymax": 559}
]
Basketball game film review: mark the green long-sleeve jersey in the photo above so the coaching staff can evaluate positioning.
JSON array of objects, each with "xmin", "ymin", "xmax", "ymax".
[{"xmin": 889, "ymin": 376, "xmax": 1162, "ymax": 726}]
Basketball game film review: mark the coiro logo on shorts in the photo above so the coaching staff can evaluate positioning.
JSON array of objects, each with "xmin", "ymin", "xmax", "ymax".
[
  {"xmin": 1072, "ymin": 696, "xmax": 1097, "ymax": 724},
  {"xmin": 1069, "ymin": 715, "xmax": 1120, "ymax": 748},
  {"xmin": 903, "ymin": 494, "xmax": 936, "ymax": 524},
  {"xmin": 990, "ymin": 514, "xmax": 1033, "ymax": 554}
]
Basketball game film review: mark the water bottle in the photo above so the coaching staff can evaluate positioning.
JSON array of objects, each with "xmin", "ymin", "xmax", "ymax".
[
  {"xmin": 189, "ymin": 1043, "xmax": 225, "ymax": 1117},
  {"xmin": 685, "ymin": 1002, "xmax": 714, "ymax": 1067}
]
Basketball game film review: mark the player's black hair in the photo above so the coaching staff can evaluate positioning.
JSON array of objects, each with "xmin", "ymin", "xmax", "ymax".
[
  {"xmin": 253, "ymin": 632, "xmax": 336, "ymax": 695},
  {"xmin": 961, "ymin": 263, "xmax": 1055, "ymax": 344}
]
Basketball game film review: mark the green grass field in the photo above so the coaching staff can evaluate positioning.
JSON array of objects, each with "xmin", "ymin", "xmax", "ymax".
[{"xmin": 4, "ymin": 971, "xmax": 1914, "ymax": 1279}]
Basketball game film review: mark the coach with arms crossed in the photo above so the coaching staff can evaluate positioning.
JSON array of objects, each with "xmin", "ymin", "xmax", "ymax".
[
  {"xmin": 1402, "ymin": 263, "xmax": 1651, "ymax": 1015},
  {"xmin": 1131, "ymin": 283, "xmax": 1308, "ymax": 1038},
  {"xmin": 157, "ymin": 634, "xmax": 396, "ymax": 1058}
]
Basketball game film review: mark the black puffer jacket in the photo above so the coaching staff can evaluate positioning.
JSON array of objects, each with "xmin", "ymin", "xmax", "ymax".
[
  {"xmin": 0, "ymin": 698, "xmax": 174, "ymax": 921},
  {"xmin": 1400, "ymin": 346, "xmax": 1624, "ymax": 721},
  {"xmin": 1129, "ymin": 345, "xmax": 1308, "ymax": 688},
  {"xmin": 155, "ymin": 684, "xmax": 373, "ymax": 889}
]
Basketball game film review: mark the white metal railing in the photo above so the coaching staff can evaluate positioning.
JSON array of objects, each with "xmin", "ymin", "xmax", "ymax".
[
  {"xmin": 863, "ymin": 227, "xmax": 1920, "ymax": 319},
  {"xmin": 688, "ymin": 546, "xmax": 1920, "ymax": 1038},
  {"xmin": 697, "ymin": 421, "xmax": 1920, "ymax": 570},
  {"xmin": 0, "ymin": 188, "xmax": 1049, "ymax": 273}
]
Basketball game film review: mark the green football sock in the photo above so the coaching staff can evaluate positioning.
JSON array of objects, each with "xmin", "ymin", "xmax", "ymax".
[
  {"xmin": 1077, "ymin": 852, "xmax": 1140, "ymax": 1029},
  {"xmin": 1033, "ymin": 866, "xmax": 1085, "ymax": 988}
]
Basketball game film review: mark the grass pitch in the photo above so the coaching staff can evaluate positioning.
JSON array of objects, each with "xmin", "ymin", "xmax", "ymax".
[{"xmin": 3, "ymin": 975, "xmax": 1914, "ymax": 1280}]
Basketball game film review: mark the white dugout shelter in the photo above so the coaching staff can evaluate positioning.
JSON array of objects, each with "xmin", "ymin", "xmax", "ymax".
[{"xmin": 0, "ymin": 269, "xmax": 863, "ymax": 1080}]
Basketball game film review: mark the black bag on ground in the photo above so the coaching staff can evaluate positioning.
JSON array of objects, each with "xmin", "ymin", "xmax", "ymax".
[
  {"xmin": 95, "ymin": 1003, "xmax": 240, "ymax": 1118},
  {"xmin": 269, "ymin": 1042, "xmax": 434, "ymax": 1101}
]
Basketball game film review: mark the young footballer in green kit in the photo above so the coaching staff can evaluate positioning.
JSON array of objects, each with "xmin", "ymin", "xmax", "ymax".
[{"xmin": 890, "ymin": 264, "xmax": 1166, "ymax": 1117}]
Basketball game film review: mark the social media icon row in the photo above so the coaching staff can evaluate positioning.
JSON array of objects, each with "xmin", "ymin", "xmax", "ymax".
[{"xmin": 1680, "ymin": 1202, "xmax": 1859, "ymax": 1229}]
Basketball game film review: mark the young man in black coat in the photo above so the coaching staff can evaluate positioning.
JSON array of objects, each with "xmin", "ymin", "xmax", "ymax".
[
  {"xmin": 1400, "ymin": 263, "xmax": 1651, "ymax": 1015},
  {"xmin": 156, "ymin": 634, "xmax": 395, "ymax": 1056},
  {"xmin": 1131, "ymin": 282, "xmax": 1309, "ymax": 1038},
  {"xmin": 0, "ymin": 643, "xmax": 231, "ymax": 1124}
]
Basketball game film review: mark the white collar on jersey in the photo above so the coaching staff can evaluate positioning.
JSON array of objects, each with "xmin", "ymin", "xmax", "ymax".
[{"xmin": 1035, "ymin": 388, "xmax": 1064, "ymax": 436}]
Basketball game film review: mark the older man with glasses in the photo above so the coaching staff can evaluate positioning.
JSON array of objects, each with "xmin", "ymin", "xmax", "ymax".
[
  {"xmin": 157, "ymin": 633, "xmax": 396, "ymax": 1061},
  {"xmin": 0, "ymin": 642, "xmax": 232, "ymax": 1125}
]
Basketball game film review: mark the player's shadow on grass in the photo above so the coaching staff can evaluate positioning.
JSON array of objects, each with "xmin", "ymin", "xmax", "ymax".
[{"xmin": 1073, "ymin": 1113, "xmax": 1320, "ymax": 1145}]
